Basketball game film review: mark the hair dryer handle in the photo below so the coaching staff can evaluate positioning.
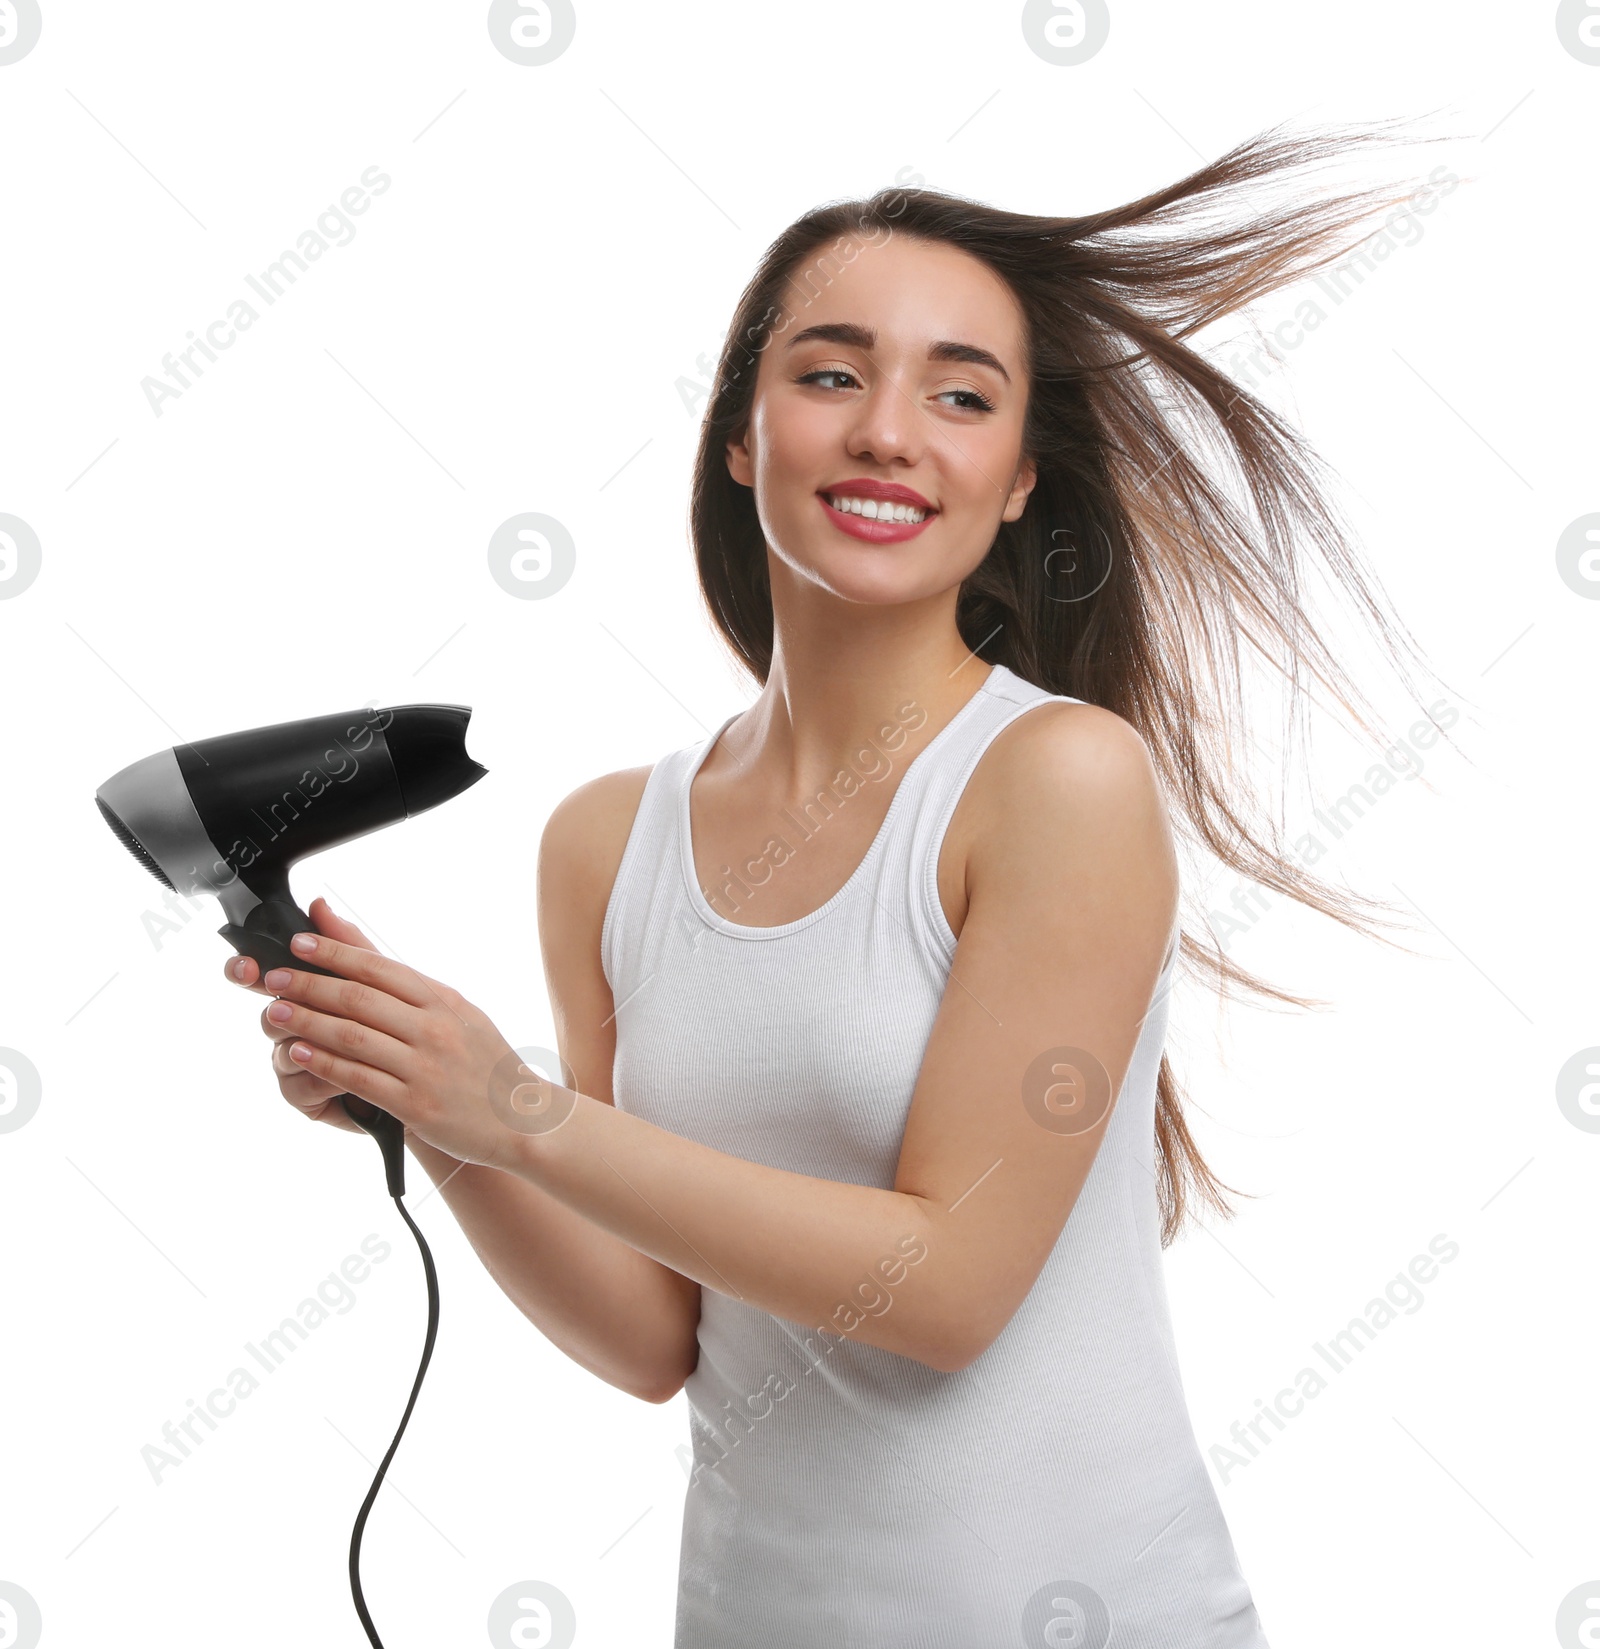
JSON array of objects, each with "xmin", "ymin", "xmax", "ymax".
[{"xmin": 217, "ymin": 897, "xmax": 407, "ymax": 1197}]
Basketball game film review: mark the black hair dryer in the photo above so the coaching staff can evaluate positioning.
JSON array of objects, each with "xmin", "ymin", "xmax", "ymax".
[
  {"xmin": 94, "ymin": 703, "xmax": 488, "ymax": 1196},
  {"xmin": 95, "ymin": 703, "xmax": 486, "ymax": 1645}
]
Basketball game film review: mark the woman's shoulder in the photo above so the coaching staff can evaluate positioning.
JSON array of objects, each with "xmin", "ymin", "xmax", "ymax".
[
  {"xmin": 944, "ymin": 695, "xmax": 1175, "ymax": 919},
  {"xmin": 977, "ymin": 697, "xmax": 1169, "ymax": 841},
  {"xmin": 535, "ymin": 763, "xmax": 661, "ymax": 1012},
  {"xmin": 931, "ymin": 695, "xmax": 1180, "ymax": 979},
  {"xmin": 993, "ymin": 694, "xmax": 1152, "ymax": 770},
  {"xmin": 538, "ymin": 763, "xmax": 657, "ymax": 904},
  {"xmin": 935, "ymin": 695, "xmax": 1171, "ymax": 935}
]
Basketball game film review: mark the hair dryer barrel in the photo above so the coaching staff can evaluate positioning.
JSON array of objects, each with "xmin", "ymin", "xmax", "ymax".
[
  {"xmin": 95, "ymin": 704, "xmax": 486, "ymax": 921},
  {"xmin": 178, "ymin": 703, "xmax": 484, "ymax": 890}
]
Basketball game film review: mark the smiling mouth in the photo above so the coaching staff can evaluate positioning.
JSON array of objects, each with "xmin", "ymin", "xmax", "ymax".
[
  {"xmin": 816, "ymin": 492, "xmax": 939, "ymax": 542},
  {"xmin": 818, "ymin": 491, "xmax": 936, "ymax": 525}
]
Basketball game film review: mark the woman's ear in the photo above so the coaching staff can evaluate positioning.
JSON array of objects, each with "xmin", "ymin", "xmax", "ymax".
[
  {"xmin": 1002, "ymin": 455, "xmax": 1037, "ymax": 522},
  {"xmin": 725, "ymin": 426, "xmax": 754, "ymax": 489}
]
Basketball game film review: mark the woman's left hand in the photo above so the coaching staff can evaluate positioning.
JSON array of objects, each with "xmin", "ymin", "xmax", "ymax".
[{"xmin": 257, "ymin": 914, "xmax": 535, "ymax": 1172}]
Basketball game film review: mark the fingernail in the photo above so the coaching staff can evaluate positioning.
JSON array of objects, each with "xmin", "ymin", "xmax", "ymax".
[
  {"xmin": 229, "ymin": 958, "xmax": 249, "ymax": 981},
  {"xmin": 264, "ymin": 968, "xmax": 291, "ymax": 990},
  {"xmin": 291, "ymin": 933, "xmax": 317, "ymax": 954},
  {"xmin": 268, "ymin": 1000, "xmax": 293, "ymax": 1023}
]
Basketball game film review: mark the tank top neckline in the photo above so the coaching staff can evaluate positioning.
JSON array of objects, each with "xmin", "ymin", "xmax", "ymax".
[{"xmin": 678, "ymin": 662, "xmax": 1011, "ymax": 941}]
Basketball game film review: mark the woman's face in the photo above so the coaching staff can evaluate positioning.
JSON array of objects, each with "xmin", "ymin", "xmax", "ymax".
[{"xmin": 726, "ymin": 233, "xmax": 1036, "ymax": 607}]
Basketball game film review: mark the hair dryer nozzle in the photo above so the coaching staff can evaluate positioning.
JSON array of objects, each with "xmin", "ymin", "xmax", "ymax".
[{"xmin": 382, "ymin": 705, "xmax": 489, "ymax": 816}]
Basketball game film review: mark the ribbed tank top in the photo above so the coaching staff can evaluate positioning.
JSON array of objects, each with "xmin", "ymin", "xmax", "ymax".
[{"xmin": 600, "ymin": 662, "xmax": 1270, "ymax": 1649}]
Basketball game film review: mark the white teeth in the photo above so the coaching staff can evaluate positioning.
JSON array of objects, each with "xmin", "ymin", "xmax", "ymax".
[{"xmin": 826, "ymin": 494, "xmax": 928, "ymax": 524}]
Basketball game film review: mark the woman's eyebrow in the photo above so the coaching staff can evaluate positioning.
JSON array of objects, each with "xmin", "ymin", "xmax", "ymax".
[{"xmin": 784, "ymin": 320, "xmax": 1011, "ymax": 385}]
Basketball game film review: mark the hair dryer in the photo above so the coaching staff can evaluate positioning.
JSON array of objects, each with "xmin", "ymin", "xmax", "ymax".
[
  {"xmin": 94, "ymin": 702, "xmax": 487, "ymax": 1647},
  {"xmin": 94, "ymin": 702, "xmax": 486, "ymax": 1193}
]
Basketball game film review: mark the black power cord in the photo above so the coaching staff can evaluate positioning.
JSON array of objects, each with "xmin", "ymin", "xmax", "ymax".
[
  {"xmin": 347, "ymin": 1190, "xmax": 440, "ymax": 1646},
  {"xmin": 209, "ymin": 926, "xmax": 441, "ymax": 1642}
]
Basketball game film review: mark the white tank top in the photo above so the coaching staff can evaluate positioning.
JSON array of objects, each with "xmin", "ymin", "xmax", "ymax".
[{"xmin": 601, "ymin": 661, "xmax": 1270, "ymax": 1648}]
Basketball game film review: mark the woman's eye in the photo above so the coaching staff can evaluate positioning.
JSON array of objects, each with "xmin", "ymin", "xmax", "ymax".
[
  {"xmin": 938, "ymin": 388, "xmax": 997, "ymax": 413},
  {"xmin": 797, "ymin": 368, "xmax": 858, "ymax": 391}
]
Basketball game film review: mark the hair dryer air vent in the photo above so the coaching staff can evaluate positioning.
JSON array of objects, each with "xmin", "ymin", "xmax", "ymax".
[{"xmin": 96, "ymin": 794, "xmax": 177, "ymax": 891}]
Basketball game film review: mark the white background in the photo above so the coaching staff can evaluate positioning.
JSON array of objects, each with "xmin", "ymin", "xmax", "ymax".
[{"xmin": 0, "ymin": 2, "xmax": 1593, "ymax": 1645}]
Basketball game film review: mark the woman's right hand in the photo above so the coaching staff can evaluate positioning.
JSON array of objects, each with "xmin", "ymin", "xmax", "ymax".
[{"xmin": 223, "ymin": 894, "xmax": 378, "ymax": 1138}]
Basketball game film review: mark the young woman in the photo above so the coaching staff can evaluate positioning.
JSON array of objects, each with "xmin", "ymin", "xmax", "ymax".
[{"xmin": 229, "ymin": 121, "xmax": 1459, "ymax": 1646}]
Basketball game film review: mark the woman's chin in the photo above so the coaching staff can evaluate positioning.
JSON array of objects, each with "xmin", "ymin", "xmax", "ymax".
[
  {"xmin": 769, "ymin": 527, "xmax": 967, "ymax": 606},
  {"xmin": 809, "ymin": 559, "xmax": 950, "ymax": 606}
]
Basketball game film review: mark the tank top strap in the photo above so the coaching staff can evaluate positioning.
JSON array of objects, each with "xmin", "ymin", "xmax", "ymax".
[
  {"xmin": 887, "ymin": 663, "xmax": 1080, "ymax": 968},
  {"xmin": 890, "ymin": 662, "xmax": 1180, "ymax": 978}
]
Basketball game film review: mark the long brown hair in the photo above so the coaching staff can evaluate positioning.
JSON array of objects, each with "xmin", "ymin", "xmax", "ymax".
[{"xmin": 688, "ymin": 118, "xmax": 1473, "ymax": 1245}]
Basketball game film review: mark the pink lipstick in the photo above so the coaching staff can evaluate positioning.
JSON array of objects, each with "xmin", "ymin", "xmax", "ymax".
[{"xmin": 817, "ymin": 480, "xmax": 938, "ymax": 544}]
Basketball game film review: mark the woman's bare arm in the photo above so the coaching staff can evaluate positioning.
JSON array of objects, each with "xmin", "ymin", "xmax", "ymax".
[{"xmin": 403, "ymin": 1130, "xmax": 699, "ymax": 1402}]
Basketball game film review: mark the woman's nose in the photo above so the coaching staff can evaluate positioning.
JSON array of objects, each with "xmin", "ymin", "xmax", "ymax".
[{"xmin": 844, "ymin": 381, "xmax": 924, "ymax": 466}]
